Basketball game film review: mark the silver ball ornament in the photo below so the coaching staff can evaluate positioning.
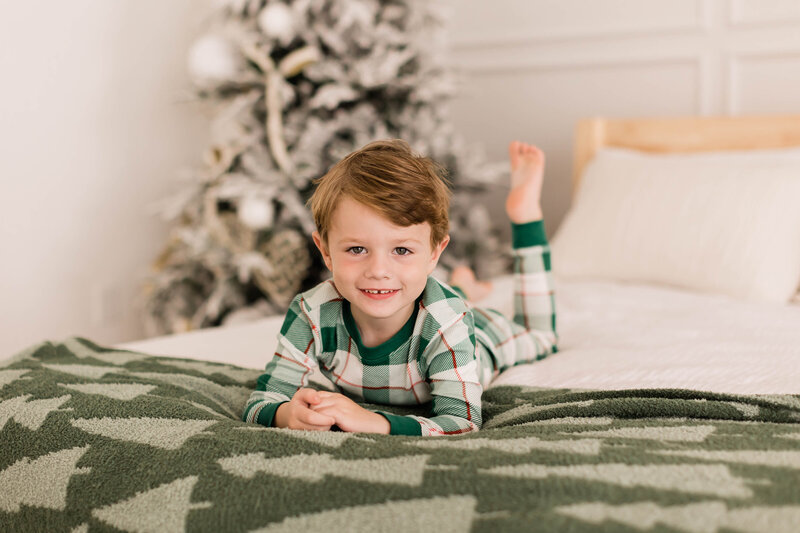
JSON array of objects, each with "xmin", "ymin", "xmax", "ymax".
[
  {"xmin": 238, "ymin": 197, "xmax": 274, "ymax": 230},
  {"xmin": 258, "ymin": 3, "xmax": 295, "ymax": 43},
  {"xmin": 188, "ymin": 34, "xmax": 242, "ymax": 82}
]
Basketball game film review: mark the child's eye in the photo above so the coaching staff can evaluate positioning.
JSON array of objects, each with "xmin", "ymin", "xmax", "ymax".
[
  {"xmin": 347, "ymin": 246, "xmax": 366, "ymax": 255},
  {"xmin": 394, "ymin": 247, "xmax": 412, "ymax": 256}
]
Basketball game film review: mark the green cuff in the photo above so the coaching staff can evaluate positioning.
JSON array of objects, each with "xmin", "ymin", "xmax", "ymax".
[
  {"xmin": 511, "ymin": 220, "xmax": 547, "ymax": 249},
  {"xmin": 375, "ymin": 411, "xmax": 422, "ymax": 436},
  {"xmin": 256, "ymin": 401, "xmax": 288, "ymax": 427}
]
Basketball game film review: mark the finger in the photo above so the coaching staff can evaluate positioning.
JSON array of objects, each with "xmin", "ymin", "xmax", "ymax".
[
  {"xmin": 289, "ymin": 420, "xmax": 333, "ymax": 431},
  {"xmin": 300, "ymin": 406, "xmax": 335, "ymax": 426},
  {"xmin": 306, "ymin": 407, "xmax": 336, "ymax": 424},
  {"xmin": 296, "ymin": 388, "xmax": 321, "ymax": 405},
  {"xmin": 309, "ymin": 399, "xmax": 336, "ymax": 410}
]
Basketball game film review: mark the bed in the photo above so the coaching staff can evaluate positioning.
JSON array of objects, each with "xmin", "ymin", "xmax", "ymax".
[
  {"xmin": 118, "ymin": 114, "xmax": 800, "ymax": 395},
  {"xmin": 3, "ymin": 115, "xmax": 800, "ymax": 532}
]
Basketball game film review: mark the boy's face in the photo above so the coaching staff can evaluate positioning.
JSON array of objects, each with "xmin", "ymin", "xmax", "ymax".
[{"xmin": 312, "ymin": 196, "xmax": 449, "ymax": 335}]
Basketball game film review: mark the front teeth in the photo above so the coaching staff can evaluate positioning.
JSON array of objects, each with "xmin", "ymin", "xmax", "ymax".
[{"xmin": 364, "ymin": 289, "xmax": 395, "ymax": 294}]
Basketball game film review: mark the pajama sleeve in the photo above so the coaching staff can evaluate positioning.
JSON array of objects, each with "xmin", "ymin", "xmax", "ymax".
[
  {"xmin": 374, "ymin": 310, "xmax": 483, "ymax": 436},
  {"xmin": 241, "ymin": 295, "xmax": 319, "ymax": 427}
]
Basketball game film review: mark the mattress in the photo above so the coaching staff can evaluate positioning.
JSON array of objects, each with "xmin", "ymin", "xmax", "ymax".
[{"xmin": 116, "ymin": 275, "xmax": 800, "ymax": 395}]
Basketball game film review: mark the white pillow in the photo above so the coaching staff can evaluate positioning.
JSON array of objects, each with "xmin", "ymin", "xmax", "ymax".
[{"xmin": 550, "ymin": 147, "xmax": 800, "ymax": 303}]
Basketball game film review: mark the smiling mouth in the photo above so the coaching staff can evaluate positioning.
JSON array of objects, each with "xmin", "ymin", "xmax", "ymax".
[{"xmin": 360, "ymin": 289, "xmax": 399, "ymax": 294}]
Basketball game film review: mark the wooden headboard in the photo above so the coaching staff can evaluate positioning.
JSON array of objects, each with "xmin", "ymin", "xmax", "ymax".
[{"xmin": 572, "ymin": 114, "xmax": 800, "ymax": 198}]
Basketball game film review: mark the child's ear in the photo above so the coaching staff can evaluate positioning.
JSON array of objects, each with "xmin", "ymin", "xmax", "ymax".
[
  {"xmin": 427, "ymin": 235, "xmax": 450, "ymax": 274},
  {"xmin": 312, "ymin": 231, "xmax": 333, "ymax": 271}
]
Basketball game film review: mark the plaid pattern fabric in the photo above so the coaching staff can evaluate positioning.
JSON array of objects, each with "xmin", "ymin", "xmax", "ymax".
[
  {"xmin": 473, "ymin": 220, "xmax": 559, "ymax": 383},
  {"xmin": 242, "ymin": 220, "xmax": 557, "ymax": 436}
]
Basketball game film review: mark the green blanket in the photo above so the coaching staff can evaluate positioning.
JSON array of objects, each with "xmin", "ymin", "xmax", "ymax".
[{"xmin": 2, "ymin": 337, "xmax": 800, "ymax": 532}]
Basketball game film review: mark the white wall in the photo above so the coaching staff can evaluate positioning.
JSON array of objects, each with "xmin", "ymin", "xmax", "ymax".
[
  {"xmin": 443, "ymin": 0, "xmax": 800, "ymax": 238},
  {"xmin": 0, "ymin": 0, "xmax": 211, "ymax": 356}
]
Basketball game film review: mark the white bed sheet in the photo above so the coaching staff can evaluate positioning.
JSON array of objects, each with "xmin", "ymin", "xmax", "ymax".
[{"xmin": 116, "ymin": 276, "xmax": 800, "ymax": 395}]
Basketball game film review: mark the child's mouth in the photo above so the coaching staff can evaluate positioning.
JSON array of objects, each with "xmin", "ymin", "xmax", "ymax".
[{"xmin": 360, "ymin": 289, "xmax": 399, "ymax": 300}]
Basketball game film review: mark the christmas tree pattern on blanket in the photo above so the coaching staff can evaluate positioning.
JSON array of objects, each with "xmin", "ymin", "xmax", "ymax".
[{"xmin": 2, "ymin": 337, "xmax": 800, "ymax": 532}]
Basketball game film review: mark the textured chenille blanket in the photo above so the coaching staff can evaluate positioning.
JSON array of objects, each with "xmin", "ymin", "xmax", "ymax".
[{"xmin": 2, "ymin": 337, "xmax": 800, "ymax": 532}]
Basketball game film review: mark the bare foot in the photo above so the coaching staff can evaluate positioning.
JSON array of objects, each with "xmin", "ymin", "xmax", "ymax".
[
  {"xmin": 505, "ymin": 141, "xmax": 545, "ymax": 223},
  {"xmin": 449, "ymin": 266, "xmax": 493, "ymax": 302}
]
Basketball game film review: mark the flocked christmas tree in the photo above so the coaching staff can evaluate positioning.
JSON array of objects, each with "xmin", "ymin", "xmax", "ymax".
[{"xmin": 143, "ymin": 0, "xmax": 508, "ymax": 336}]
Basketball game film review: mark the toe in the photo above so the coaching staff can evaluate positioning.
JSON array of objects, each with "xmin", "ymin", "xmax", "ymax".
[{"xmin": 525, "ymin": 144, "xmax": 544, "ymax": 161}]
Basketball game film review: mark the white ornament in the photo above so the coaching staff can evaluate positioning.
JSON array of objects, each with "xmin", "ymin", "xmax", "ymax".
[
  {"xmin": 188, "ymin": 34, "xmax": 242, "ymax": 82},
  {"xmin": 238, "ymin": 197, "xmax": 274, "ymax": 230},
  {"xmin": 258, "ymin": 3, "xmax": 295, "ymax": 43}
]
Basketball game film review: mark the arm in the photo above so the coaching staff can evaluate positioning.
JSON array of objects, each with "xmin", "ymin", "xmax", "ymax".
[
  {"xmin": 374, "ymin": 311, "xmax": 483, "ymax": 436},
  {"xmin": 308, "ymin": 310, "xmax": 482, "ymax": 437},
  {"xmin": 242, "ymin": 295, "xmax": 331, "ymax": 428}
]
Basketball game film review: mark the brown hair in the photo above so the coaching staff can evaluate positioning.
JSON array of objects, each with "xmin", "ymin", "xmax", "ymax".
[{"xmin": 309, "ymin": 139, "xmax": 451, "ymax": 248}]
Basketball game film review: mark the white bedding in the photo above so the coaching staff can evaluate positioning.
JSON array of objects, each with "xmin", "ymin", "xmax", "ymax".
[{"xmin": 116, "ymin": 275, "xmax": 800, "ymax": 395}]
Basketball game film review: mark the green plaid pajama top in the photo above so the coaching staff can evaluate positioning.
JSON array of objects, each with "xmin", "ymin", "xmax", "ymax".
[{"xmin": 242, "ymin": 220, "xmax": 558, "ymax": 436}]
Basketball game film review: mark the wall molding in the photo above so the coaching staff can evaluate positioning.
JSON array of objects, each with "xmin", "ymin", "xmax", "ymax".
[
  {"xmin": 452, "ymin": 54, "xmax": 701, "ymax": 77},
  {"xmin": 449, "ymin": 26, "xmax": 703, "ymax": 52},
  {"xmin": 448, "ymin": 0, "xmax": 707, "ymax": 51},
  {"xmin": 727, "ymin": 49, "xmax": 800, "ymax": 114},
  {"xmin": 729, "ymin": 0, "xmax": 800, "ymax": 28},
  {"xmin": 448, "ymin": 1, "xmax": 800, "ymax": 118}
]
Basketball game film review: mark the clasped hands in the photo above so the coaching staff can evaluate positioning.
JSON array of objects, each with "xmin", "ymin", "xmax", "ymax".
[{"xmin": 273, "ymin": 387, "xmax": 390, "ymax": 434}]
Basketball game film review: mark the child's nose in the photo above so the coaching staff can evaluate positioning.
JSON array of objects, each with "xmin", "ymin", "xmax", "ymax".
[{"xmin": 365, "ymin": 254, "xmax": 391, "ymax": 279}]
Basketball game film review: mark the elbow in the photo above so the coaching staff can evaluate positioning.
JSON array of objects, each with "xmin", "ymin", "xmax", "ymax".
[
  {"xmin": 454, "ymin": 417, "xmax": 481, "ymax": 435},
  {"xmin": 462, "ymin": 419, "xmax": 481, "ymax": 434}
]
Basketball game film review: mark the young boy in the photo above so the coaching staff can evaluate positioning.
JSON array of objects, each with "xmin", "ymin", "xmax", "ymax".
[{"xmin": 242, "ymin": 140, "xmax": 558, "ymax": 436}]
